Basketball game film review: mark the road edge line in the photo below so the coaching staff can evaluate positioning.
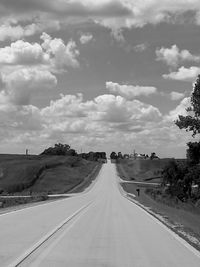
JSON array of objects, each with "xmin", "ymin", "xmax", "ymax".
[{"xmin": 9, "ymin": 202, "xmax": 92, "ymax": 267}]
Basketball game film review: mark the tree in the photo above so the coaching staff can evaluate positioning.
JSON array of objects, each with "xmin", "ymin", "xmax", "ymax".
[
  {"xmin": 162, "ymin": 160, "xmax": 189, "ymax": 200},
  {"xmin": 186, "ymin": 142, "xmax": 200, "ymax": 164},
  {"xmin": 110, "ymin": 152, "xmax": 117, "ymax": 159},
  {"xmin": 41, "ymin": 143, "xmax": 72, "ymax": 155},
  {"xmin": 176, "ymin": 75, "xmax": 200, "ymax": 163},
  {"xmin": 176, "ymin": 74, "xmax": 200, "ymax": 137}
]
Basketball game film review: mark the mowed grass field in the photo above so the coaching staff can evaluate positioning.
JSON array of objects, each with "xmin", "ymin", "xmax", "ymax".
[
  {"xmin": 0, "ymin": 154, "xmax": 100, "ymax": 195},
  {"xmin": 117, "ymin": 158, "xmax": 173, "ymax": 183}
]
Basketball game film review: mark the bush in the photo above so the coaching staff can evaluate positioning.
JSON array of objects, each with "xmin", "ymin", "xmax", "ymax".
[
  {"xmin": 162, "ymin": 160, "xmax": 190, "ymax": 200},
  {"xmin": 162, "ymin": 159, "xmax": 200, "ymax": 201}
]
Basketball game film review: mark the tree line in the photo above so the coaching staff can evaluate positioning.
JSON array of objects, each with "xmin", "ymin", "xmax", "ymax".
[{"xmin": 40, "ymin": 143, "xmax": 107, "ymax": 162}]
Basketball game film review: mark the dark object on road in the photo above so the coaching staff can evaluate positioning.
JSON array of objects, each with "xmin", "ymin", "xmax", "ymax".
[{"xmin": 136, "ymin": 188, "xmax": 140, "ymax": 196}]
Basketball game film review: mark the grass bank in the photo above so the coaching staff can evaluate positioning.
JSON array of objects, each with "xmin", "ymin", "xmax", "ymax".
[
  {"xmin": 0, "ymin": 154, "xmax": 101, "ymax": 207},
  {"xmin": 116, "ymin": 160, "xmax": 200, "ymax": 251}
]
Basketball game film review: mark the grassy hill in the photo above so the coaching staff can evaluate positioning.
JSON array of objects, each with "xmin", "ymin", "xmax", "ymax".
[
  {"xmin": 117, "ymin": 158, "xmax": 174, "ymax": 183},
  {"xmin": 0, "ymin": 154, "xmax": 100, "ymax": 194}
]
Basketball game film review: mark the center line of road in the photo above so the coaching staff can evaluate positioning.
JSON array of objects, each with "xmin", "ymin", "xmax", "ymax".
[{"xmin": 9, "ymin": 201, "xmax": 93, "ymax": 267}]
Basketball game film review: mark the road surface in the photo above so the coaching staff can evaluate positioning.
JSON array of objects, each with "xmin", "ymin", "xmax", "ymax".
[{"xmin": 0, "ymin": 161, "xmax": 199, "ymax": 266}]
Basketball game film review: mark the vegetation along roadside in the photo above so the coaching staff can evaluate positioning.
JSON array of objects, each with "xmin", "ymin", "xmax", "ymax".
[{"xmin": 0, "ymin": 143, "xmax": 107, "ymax": 209}]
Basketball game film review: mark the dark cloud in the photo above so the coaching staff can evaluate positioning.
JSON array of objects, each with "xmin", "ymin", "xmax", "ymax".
[{"xmin": 0, "ymin": 0, "xmax": 132, "ymax": 18}]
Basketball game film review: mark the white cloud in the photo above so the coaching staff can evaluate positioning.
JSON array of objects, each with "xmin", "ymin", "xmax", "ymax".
[
  {"xmin": 41, "ymin": 93, "xmax": 94, "ymax": 119},
  {"xmin": 91, "ymin": 94, "xmax": 162, "ymax": 126},
  {"xmin": 106, "ymin": 81, "xmax": 157, "ymax": 99},
  {"xmin": 170, "ymin": 91, "xmax": 185, "ymax": 101},
  {"xmin": 0, "ymin": 40, "xmax": 49, "ymax": 65},
  {"xmin": 41, "ymin": 32, "xmax": 80, "ymax": 71},
  {"xmin": 156, "ymin": 45, "xmax": 200, "ymax": 67},
  {"xmin": 163, "ymin": 66, "xmax": 200, "ymax": 81},
  {"xmin": 2, "ymin": 68, "xmax": 57, "ymax": 106},
  {"xmin": 80, "ymin": 33, "xmax": 93, "ymax": 44},
  {"xmin": 0, "ymin": 21, "xmax": 60, "ymax": 41},
  {"xmin": 0, "ymin": 91, "xmax": 192, "ymax": 157},
  {"xmin": 40, "ymin": 93, "xmax": 162, "ymax": 135},
  {"xmin": 0, "ymin": 33, "xmax": 80, "ymax": 74},
  {"xmin": 165, "ymin": 97, "xmax": 190, "ymax": 121}
]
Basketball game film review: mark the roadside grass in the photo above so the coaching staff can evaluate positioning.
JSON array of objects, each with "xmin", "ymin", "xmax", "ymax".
[
  {"xmin": 0, "ymin": 154, "xmax": 101, "ymax": 199},
  {"xmin": 117, "ymin": 161, "xmax": 200, "ymax": 251},
  {"xmin": 24, "ymin": 158, "xmax": 100, "ymax": 194},
  {"xmin": 0, "ymin": 194, "xmax": 49, "ymax": 208}
]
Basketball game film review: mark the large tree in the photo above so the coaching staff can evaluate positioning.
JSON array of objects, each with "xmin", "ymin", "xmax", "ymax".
[
  {"xmin": 176, "ymin": 74, "xmax": 200, "ymax": 163},
  {"xmin": 175, "ymin": 74, "xmax": 200, "ymax": 137}
]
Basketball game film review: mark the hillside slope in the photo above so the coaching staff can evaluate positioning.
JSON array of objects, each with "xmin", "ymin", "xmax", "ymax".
[
  {"xmin": 0, "ymin": 155, "xmax": 99, "ymax": 194},
  {"xmin": 118, "ymin": 158, "xmax": 173, "ymax": 182}
]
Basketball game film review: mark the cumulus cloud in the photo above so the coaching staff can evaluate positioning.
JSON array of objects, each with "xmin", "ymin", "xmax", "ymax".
[
  {"xmin": 156, "ymin": 45, "xmax": 200, "ymax": 67},
  {"xmin": 20, "ymin": 93, "xmax": 162, "ymax": 138},
  {"xmin": 41, "ymin": 93, "xmax": 94, "ymax": 119},
  {"xmin": 0, "ymin": 33, "xmax": 80, "ymax": 73},
  {"xmin": 0, "ymin": 32, "xmax": 80, "ymax": 75},
  {"xmin": 0, "ymin": 90, "xmax": 192, "ymax": 157},
  {"xmin": 163, "ymin": 66, "xmax": 200, "ymax": 81},
  {"xmin": 170, "ymin": 91, "xmax": 185, "ymax": 101},
  {"xmin": 165, "ymin": 97, "xmax": 190, "ymax": 121},
  {"xmin": 0, "ymin": 40, "xmax": 49, "ymax": 65},
  {"xmin": 0, "ymin": 32, "xmax": 81, "ymax": 110},
  {"xmin": 1, "ymin": 68, "xmax": 57, "ymax": 106},
  {"xmin": 41, "ymin": 32, "xmax": 80, "ymax": 71},
  {"xmin": 89, "ymin": 94, "xmax": 162, "ymax": 127},
  {"xmin": 0, "ymin": 20, "xmax": 60, "ymax": 42},
  {"xmin": 106, "ymin": 81, "xmax": 157, "ymax": 99},
  {"xmin": 80, "ymin": 33, "xmax": 93, "ymax": 44}
]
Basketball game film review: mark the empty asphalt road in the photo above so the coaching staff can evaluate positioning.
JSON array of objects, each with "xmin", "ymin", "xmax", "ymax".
[{"xmin": 0, "ymin": 161, "xmax": 200, "ymax": 266}]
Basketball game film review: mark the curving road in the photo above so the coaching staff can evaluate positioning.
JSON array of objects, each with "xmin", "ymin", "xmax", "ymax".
[{"xmin": 0, "ymin": 161, "xmax": 200, "ymax": 266}]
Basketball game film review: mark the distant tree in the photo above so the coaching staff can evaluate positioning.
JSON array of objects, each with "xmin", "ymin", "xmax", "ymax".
[
  {"xmin": 41, "ymin": 143, "xmax": 72, "ymax": 156},
  {"xmin": 110, "ymin": 152, "xmax": 117, "ymax": 159},
  {"xmin": 150, "ymin": 152, "xmax": 159, "ymax": 160}
]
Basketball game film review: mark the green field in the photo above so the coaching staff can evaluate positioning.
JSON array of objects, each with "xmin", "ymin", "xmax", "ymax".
[
  {"xmin": 117, "ymin": 158, "xmax": 173, "ymax": 183},
  {"xmin": 0, "ymin": 154, "xmax": 100, "ymax": 195}
]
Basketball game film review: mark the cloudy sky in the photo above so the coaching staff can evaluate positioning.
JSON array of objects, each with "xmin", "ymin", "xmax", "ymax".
[{"xmin": 0, "ymin": 0, "xmax": 200, "ymax": 157}]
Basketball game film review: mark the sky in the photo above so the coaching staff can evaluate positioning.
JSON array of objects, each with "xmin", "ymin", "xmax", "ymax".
[{"xmin": 0, "ymin": 0, "xmax": 200, "ymax": 158}]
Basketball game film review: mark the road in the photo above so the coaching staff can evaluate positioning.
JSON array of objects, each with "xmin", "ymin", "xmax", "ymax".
[{"xmin": 0, "ymin": 161, "xmax": 200, "ymax": 266}]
